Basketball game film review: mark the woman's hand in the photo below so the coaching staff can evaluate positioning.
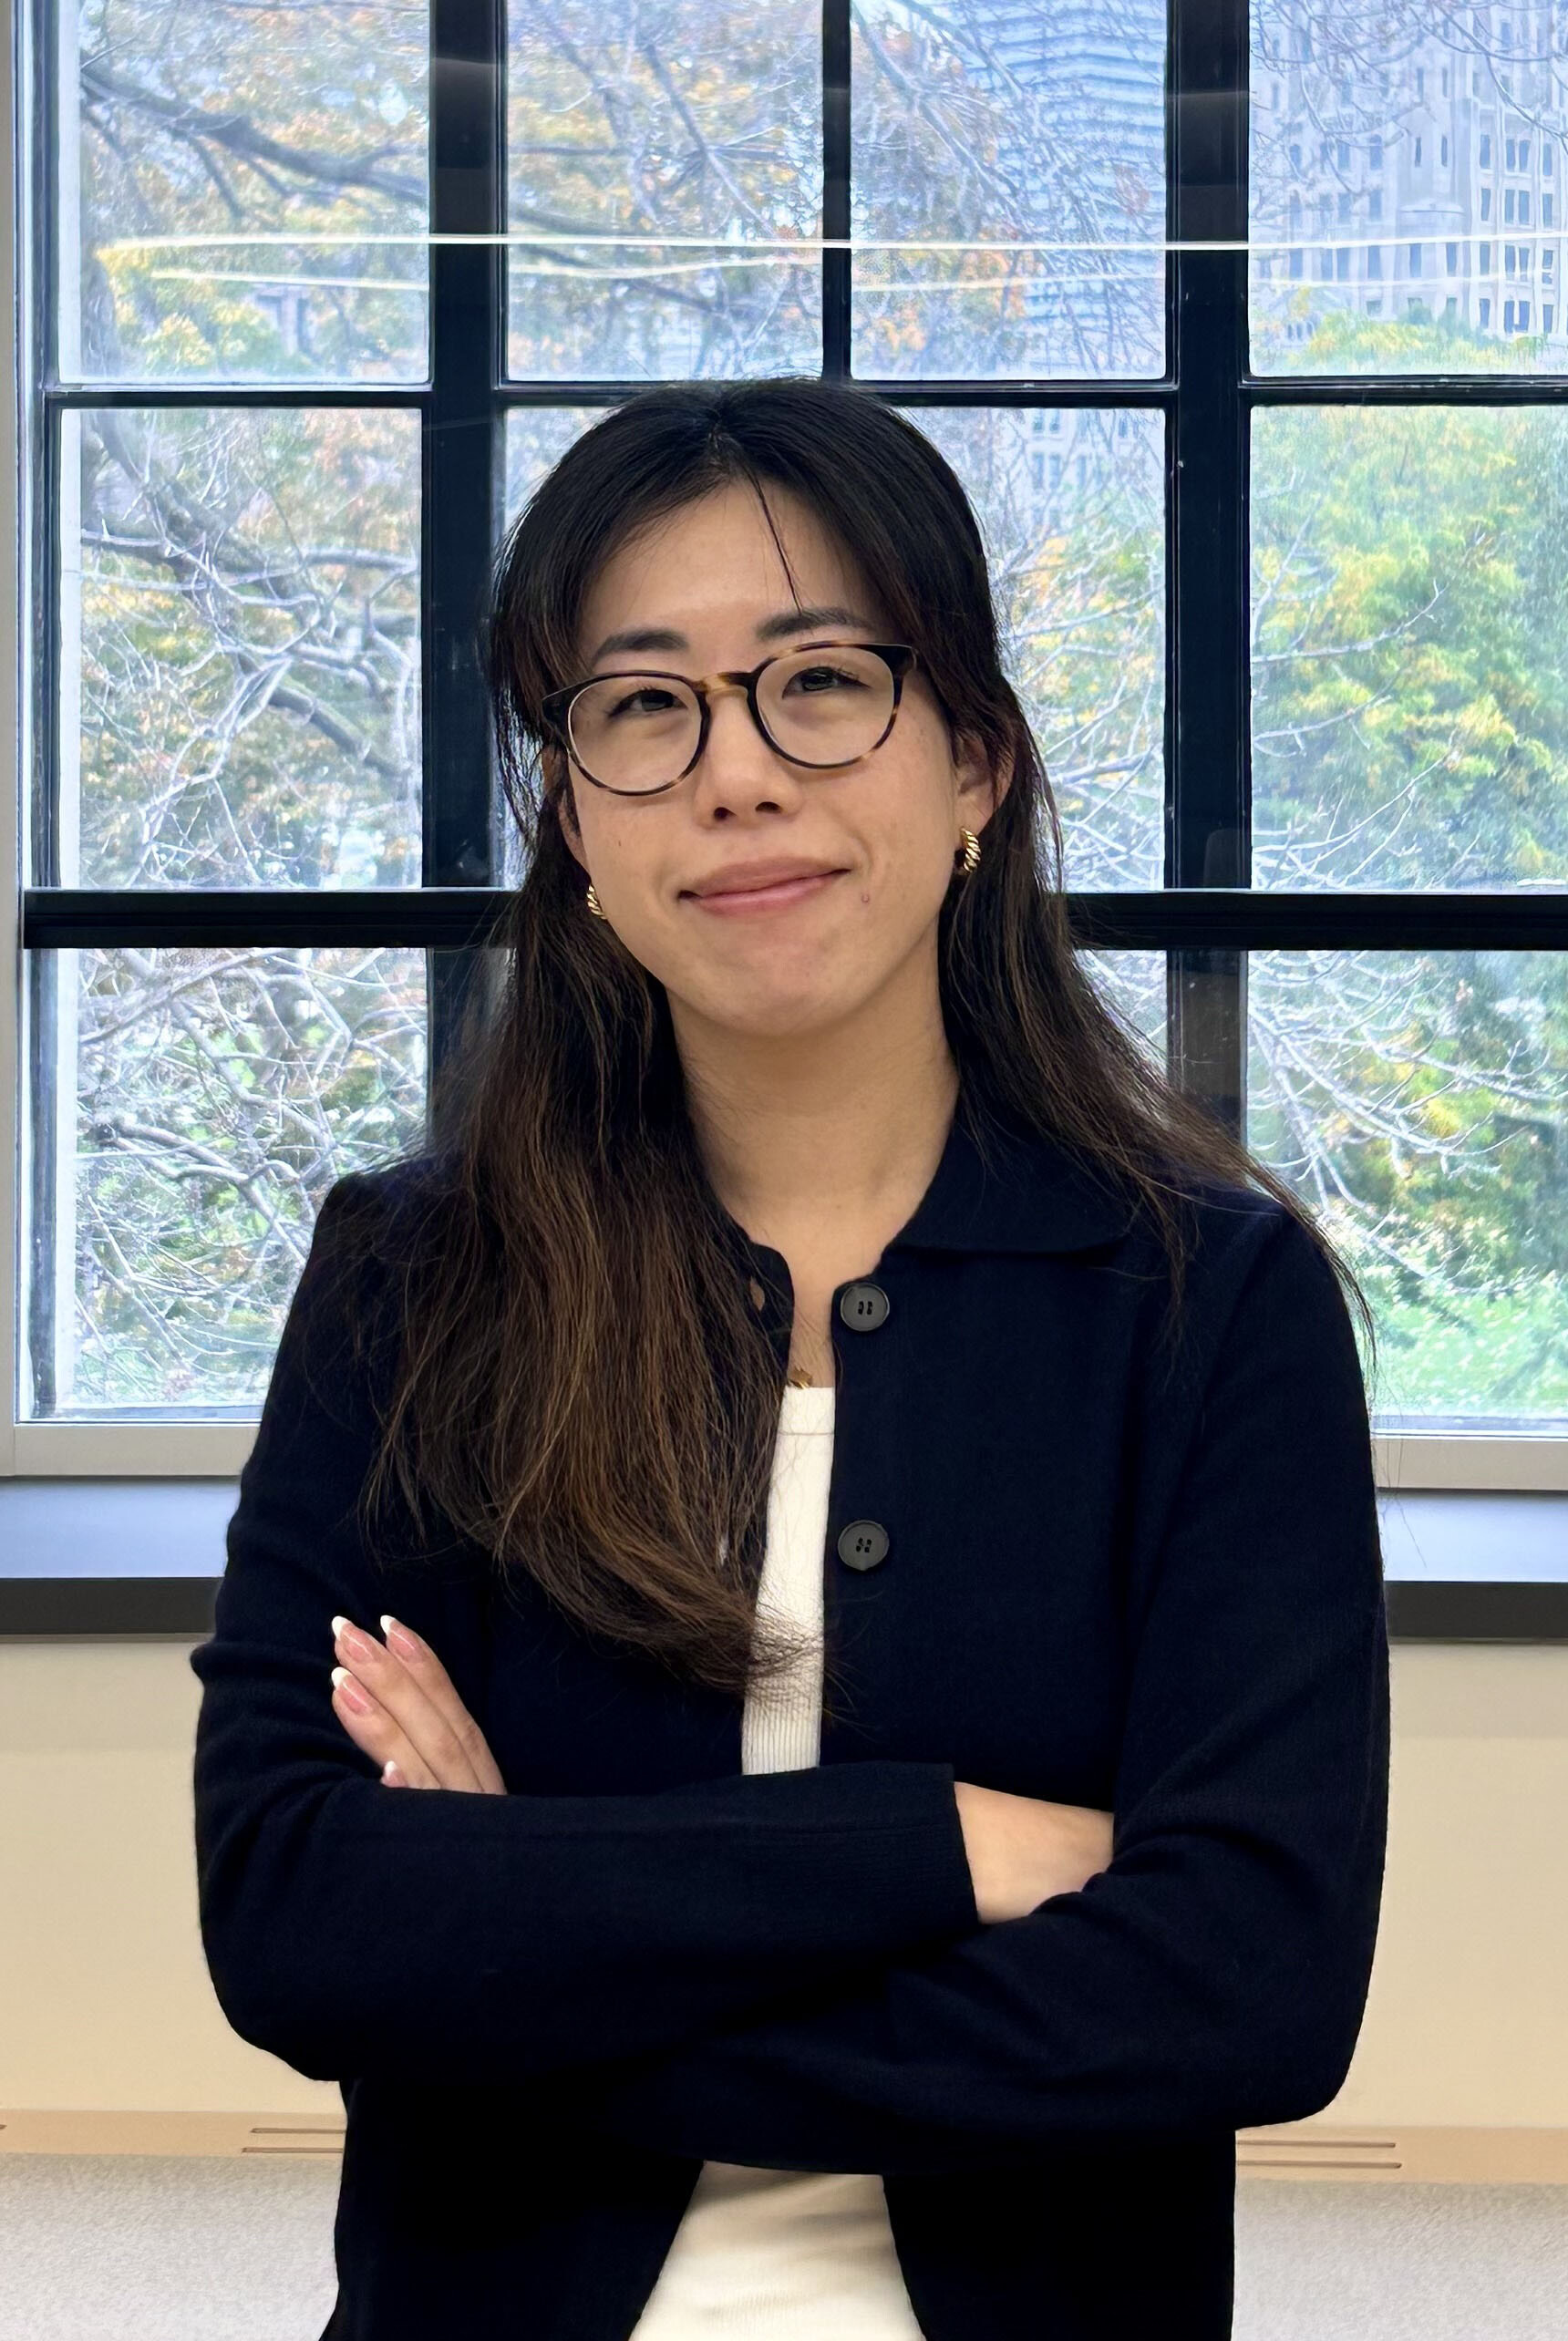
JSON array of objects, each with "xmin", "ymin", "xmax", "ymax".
[
  {"xmin": 953, "ymin": 1780, "xmax": 1115, "ymax": 1923},
  {"xmin": 329, "ymin": 1614, "xmax": 506, "ymax": 1793}
]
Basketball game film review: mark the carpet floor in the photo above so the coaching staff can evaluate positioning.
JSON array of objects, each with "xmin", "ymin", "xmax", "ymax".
[{"xmin": 2, "ymin": 2157, "xmax": 1565, "ymax": 2339}]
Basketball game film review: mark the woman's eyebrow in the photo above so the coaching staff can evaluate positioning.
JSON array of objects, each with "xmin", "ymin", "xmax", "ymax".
[{"xmin": 586, "ymin": 604, "xmax": 875, "ymax": 667}]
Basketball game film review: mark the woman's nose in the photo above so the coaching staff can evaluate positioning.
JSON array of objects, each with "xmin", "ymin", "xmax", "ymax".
[{"xmin": 699, "ymin": 682, "xmax": 786, "ymax": 779}]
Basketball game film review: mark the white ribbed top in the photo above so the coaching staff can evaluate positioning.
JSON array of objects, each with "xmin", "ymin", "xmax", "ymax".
[{"xmin": 626, "ymin": 1382, "xmax": 924, "ymax": 2338}]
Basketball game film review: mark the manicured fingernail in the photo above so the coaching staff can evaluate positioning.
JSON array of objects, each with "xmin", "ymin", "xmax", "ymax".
[
  {"xmin": 381, "ymin": 1615, "xmax": 418, "ymax": 1661},
  {"xmin": 331, "ymin": 1614, "xmax": 372, "ymax": 1657},
  {"xmin": 331, "ymin": 1666, "xmax": 372, "ymax": 1714}
]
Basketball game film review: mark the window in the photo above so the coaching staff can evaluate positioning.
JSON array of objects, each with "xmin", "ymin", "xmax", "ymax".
[
  {"xmin": 1414, "ymin": 134, "xmax": 1424, "ymax": 163},
  {"xmin": 1249, "ymin": 0, "xmax": 1568, "ymax": 1550},
  {"xmin": 18, "ymin": 0, "xmax": 1174, "ymax": 1454},
  {"xmin": 1508, "ymin": 136, "xmax": 1518, "ymax": 168},
  {"xmin": 1546, "ymin": 141, "xmax": 1555, "ymax": 174},
  {"xmin": 1521, "ymin": 139, "xmax": 1532, "ymax": 169},
  {"xmin": 1337, "ymin": 138, "xmax": 1351, "ymax": 169},
  {"xmin": 1547, "ymin": 304, "xmax": 1555, "ymax": 329},
  {"xmin": 1507, "ymin": 186, "xmax": 1517, "ymax": 221},
  {"xmin": 1441, "ymin": 134, "xmax": 1449, "ymax": 165},
  {"xmin": 1548, "ymin": 192, "xmax": 1556, "ymax": 224},
  {"xmin": 1521, "ymin": 190, "xmax": 1532, "ymax": 224},
  {"xmin": 1370, "ymin": 187, "xmax": 1384, "ymax": 219},
  {"xmin": 1337, "ymin": 191, "xmax": 1352, "ymax": 223},
  {"xmin": 11, "ymin": 0, "xmax": 1565, "ymax": 1640}
]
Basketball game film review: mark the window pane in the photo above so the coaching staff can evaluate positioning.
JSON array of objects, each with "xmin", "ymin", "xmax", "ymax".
[
  {"xmin": 853, "ymin": 2, "xmax": 1166, "ymax": 379},
  {"xmin": 1079, "ymin": 949, "xmax": 1167, "ymax": 1066},
  {"xmin": 66, "ymin": 0, "xmax": 428, "ymax": 384},
  {"xmin": 57, "ymin": 407, "xmax": 421, "ymax": 889},
  {"xmin": 495, "ymin": 407, "xmax": 606, "ymax": 885},
  {"xmin": 1252, "ymin": 405, "xmax": 1568, "ymax": 889},
  {"xmin": 23, "ymin": 948, "xmax": 428, "ymax": 1417},
  {"xmin": 503, "ymin": 405, "xmax": 605, "ymax": 521},
  {"xmin": 1248, "ymin": 951, "xmax": 1568, "ymax": 1429},
  {"xmin": 1251, "ymin": 0, "xmax": 1568, "ymax": 375},
  {"xmin": 913, "ymin": 407, "xmax": 1166, "ymax": 888},
  {"xmin": 505, "ymin": 1, "xmax": 820, "ymax": 379}
]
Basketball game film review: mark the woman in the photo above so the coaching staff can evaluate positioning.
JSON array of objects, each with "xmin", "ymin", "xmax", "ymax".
[{"xmin": 190, "ymin": 379, "xmax": 1389, "ymax": 2341}]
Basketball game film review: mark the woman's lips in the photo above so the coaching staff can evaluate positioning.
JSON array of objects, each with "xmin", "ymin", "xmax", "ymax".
[{"xmin": 685, "ymin": 871, "xmax": 844, "ymax": 913}]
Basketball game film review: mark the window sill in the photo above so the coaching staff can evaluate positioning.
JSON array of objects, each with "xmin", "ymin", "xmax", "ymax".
[
  {"xmin": 0, "ymin": 1481, "xmax": 1565, "ymax": 1639},
  {"xmin": 8, "ymin": 1425, "xmax": 1568, "ymax": 1491}
]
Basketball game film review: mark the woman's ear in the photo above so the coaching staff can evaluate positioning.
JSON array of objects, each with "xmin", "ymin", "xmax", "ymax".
[
  {"xmin": 954, "ymin": 728, "xmax": 1014, "ymax": 830},
  {"xmin": 544, "ymin": 748, "xmax": 587, "ymax": 860}
]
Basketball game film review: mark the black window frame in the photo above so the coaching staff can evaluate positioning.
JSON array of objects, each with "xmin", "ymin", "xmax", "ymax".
[{"xmin": 11, "ymin": 0, "xmax": 1568, "ymax": 1640}]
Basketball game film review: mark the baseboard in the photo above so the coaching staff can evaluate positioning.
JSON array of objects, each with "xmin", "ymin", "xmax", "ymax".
[
  {"xmin": 1234, "ymin": 2121, "xmax": 1568, "ymax": 2181},
  {"xmin": 3, "ymin": 2109, "xmax": 1567, "ymax": 2181}
]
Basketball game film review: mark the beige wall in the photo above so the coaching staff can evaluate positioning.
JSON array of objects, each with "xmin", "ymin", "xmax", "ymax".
[{"xmin": 2, "ymin": 1635, "xmax": 1566, "ymax": 2122}]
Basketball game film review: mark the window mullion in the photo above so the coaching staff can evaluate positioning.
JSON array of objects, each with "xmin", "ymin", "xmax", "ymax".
[
  {"xmin": 1169, "ymin": 0, "xmax": 1250, "ymax": 1137},
  {"xmin": 427, "ymin": 0, "xmax": 504, "ymax": 1136},
  {"xmin": 823, "ymin": 0, "xmax": 851, "ymax": 379}
]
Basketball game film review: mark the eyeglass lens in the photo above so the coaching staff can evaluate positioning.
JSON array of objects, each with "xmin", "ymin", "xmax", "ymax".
[{"xmin": 566, "ymin": 646, "xmax": 896, "ymax": 794}]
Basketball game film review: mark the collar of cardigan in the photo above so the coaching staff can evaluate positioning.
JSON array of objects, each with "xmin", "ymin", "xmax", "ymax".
[{"xmin": 717, "ymin": 1092, "xmax": 1139, "ymax": 1269}]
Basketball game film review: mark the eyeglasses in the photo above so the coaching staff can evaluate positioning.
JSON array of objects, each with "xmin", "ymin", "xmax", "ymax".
[{"xmin": 541, "ymin": 642, "xmax": 920, "ymax": 797}]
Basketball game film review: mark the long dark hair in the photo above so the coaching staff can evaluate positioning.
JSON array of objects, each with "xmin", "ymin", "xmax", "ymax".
[{"xmin": 330, "ymin": 378, "xmax": 1375, "ymax": 1714}]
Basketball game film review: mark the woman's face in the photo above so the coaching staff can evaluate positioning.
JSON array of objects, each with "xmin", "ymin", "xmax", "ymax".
[{"xmin": 555, "ymin": 479, "xmax": 1006, "ymax": 1045}]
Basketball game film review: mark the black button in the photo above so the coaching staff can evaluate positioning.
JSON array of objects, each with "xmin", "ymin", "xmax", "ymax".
[
  {"xmin": 838, "ymin": 1282, "xmax": 890, "ymax": 1332},
  {"xmin": 837, "ymin": 1520, "xmax": 890, "ymax": 1572}
]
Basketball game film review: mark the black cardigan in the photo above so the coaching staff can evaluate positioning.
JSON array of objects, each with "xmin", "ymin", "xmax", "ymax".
[{"xmin": 189, "ymin": 1098, "xmax": 1389, "ymax": 2341}]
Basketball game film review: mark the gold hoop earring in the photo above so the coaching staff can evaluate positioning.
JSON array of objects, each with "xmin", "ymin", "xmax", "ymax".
[
  {"xmin": 955, "ymin": 828, "xmax": 981, "ymax": 876},
  {"xmin": 585, "ymin": 882, "xmax": 608, "ymax": 920}
]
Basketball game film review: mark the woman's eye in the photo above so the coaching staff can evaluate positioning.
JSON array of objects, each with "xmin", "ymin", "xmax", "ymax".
[
  {"xmin": 788, "ymin": 665, "xmax": 864, "ymax": 695},
  {"xmin": 607, "ymin": 686, "xmax": 679, "ymax": 719}
]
